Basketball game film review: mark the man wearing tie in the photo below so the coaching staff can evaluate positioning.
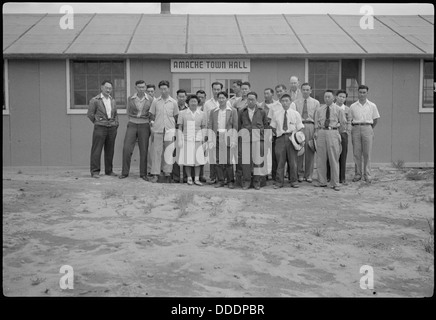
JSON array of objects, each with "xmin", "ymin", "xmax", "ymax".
[
  {"xmin": 294, "ymin": 83, "xmax": 320, "ymax": 183},
  {"xmin": 313, "ymin": 90, "xmax": 347, "ymax": 191},
  {"xmin": 270, "ymin": 94, "xmax": 304, "ymax": 189}
]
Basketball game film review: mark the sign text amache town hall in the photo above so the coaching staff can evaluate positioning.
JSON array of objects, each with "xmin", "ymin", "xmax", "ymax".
[{"xmin": 171, "ymin": 59, "xmax": 250, "ymax": 72}]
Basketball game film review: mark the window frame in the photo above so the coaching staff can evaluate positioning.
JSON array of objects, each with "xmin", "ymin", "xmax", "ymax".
[
  {"xmin": 419, "ymin": 59, "xmax": 434, "ymax": 114},
  {"xmin": 3, "ymin": 59, "xmax": 10, "ymax": 115},
  {"xmin": 66, "ymin": 58, "xmax": 129, "ymax": 115}
]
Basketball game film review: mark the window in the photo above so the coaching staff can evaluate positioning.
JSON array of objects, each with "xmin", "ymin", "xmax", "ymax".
[
  {"xmin": 3, "ymin": 59, "xmax": 9, "ymax": 115},
  {"xmin": 178, "ymin": 78, "xmax": 206, "ymax": 95},
  {"xmin": 215, "ymin": 78, "xmax": 243, "ymax": 99},
  {"xmin": 70, "ymin": 60, "xmax": 126, "ymax": 110},
  {"xmin": 309, "ymin": 59, "xmax": 360, "ymax": 106},
  {"xmin": 420, "ymin": 60, "xmax": 434, "ymax": 112},
  {"xmin": 309, "ymin": 60, "xmax": 340, "ymax": 103}
]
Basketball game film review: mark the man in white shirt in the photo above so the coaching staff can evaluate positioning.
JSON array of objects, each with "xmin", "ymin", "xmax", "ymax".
[
  {"xmin": 289, "ymin": 76, "xmax": 303, "ymax": 102},
  {"xmin": 294, "ymin": 82, "xmax": 320, "ymax": 183},
  {"xmin": 87, "ymin": 80, "xmax": 119, "ymax": 178},
  {"xmin": 149, "ymin": 80, "xmax": 179, "ymax": 183},
  {"xmin": 270, "ymin": 94, "xmax": 304, "ymax": 188},
  {"xmin": 349, "ymin": 85, "xmax": 380, "ymax": 183}
]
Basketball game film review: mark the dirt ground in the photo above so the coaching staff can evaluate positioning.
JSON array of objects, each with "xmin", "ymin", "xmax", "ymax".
[{"xmin": 2, "ymin": 165, "xmax": 434, "ymax": 297}]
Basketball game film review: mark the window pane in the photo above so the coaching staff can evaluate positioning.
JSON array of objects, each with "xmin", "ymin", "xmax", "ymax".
[
  {"xmin": 424, "ymin": 61, "xmax": 434, "ymax": 76},
  {"xmin": 327, "ymin": 74, "xmax": 339, "ymax": 89},
  {"xmin": 73, "ymin": 62, "xmax": 86, "ymax": 74},
  {"xmin": 315, "ymin": 61, "xmax": 326, "ymax": 74},
  {"xmin": 112, "ymin": 62, "xmax": 124, "ymax": 75},
  {"xmin": 314, "ymin": 74, "xmax": 326, "ymax": 89},
  {"xmin": 74, "ymin": 74, "xmax": 86, "ymax": 90},
  {"xmin": 86, "ymin": 75, "xmax": 99, "ymax": 91},
  {"xmin": 87, "ymin": 91, "xmax": 98, "ymax": 103},
  {"xmin": 87, "ymin": 61, "xmax": 98, "ymax": 74},
  {"xmin": 99, "ymin": 62, "xmax": 112, "ymax": 74},
  {"xmin": 179, "ymin": 79, "xmax": 191, "ymax": 92},
  {"xmin": 327, "ymin": 61, "xmax": 339, "ymax": 74},
  {"xmin": 74, "ymin": 91, "xmax": 86, "ymax": 105}
]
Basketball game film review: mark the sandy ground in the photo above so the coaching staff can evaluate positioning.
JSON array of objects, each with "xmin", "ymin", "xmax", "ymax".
[{"xmin": 2, "ymin": 165, "xmax": 434, "ymax": 297}]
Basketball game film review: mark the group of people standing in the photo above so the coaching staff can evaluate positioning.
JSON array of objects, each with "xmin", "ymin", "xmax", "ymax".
[{"xmin": 86, "ymin": 76, "xmax": 380, "ymax": 191}]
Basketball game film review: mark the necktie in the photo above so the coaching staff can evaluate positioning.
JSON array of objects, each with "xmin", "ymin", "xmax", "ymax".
[
  {"xmin": 302, "ymin": 99, "xmax": 308, "ymax": 120},
  {"xmin": 283, "ymin": 109, "xmax": 288, "ymax": 131},
  {"xmin": 324, "ymin": 105, "xmax": 330, "ymax": 128}
]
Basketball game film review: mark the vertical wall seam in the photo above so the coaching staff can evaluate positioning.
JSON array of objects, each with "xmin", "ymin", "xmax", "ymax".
[{"xmin": 185, "ymin": 14, "xmax": 190, "ymax": 54}]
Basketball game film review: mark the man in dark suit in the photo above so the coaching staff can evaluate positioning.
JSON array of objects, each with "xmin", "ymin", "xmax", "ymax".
[
  {"xmin": 238, "ymin": 92, "xmax": 269, "ymax": 190},
  {"xmin": 87, "ymin": 80, "xmax": 119, "ymax": 178},
  {"xmin": 207, "ymin": 91, "xmax": 238, "ymax": 189}
]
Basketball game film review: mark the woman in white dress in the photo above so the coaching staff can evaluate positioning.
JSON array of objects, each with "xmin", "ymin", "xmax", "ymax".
[{"xmin": 177, "ymin": 95, "xmax": 206, "ymax": 185}]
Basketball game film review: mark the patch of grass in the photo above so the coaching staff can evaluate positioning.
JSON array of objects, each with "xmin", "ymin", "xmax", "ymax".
[
  {"xmin": 313, "ymin": 227, "xmax": 326, "ymax": 237},
  {"xmin": 17, "ymin": 170, "xmax": 22, "ymax": 174},
  {"xmin": 398, "ymin": 202, "xmax": 410, "ymax": 210},
  {"xmin": 210, "ymin": 199, "xmax": 225, "ymax": 217},
  {"xmin": 392, "ymin": 159, "xmax": 405, "ymax": 171},
  {"xmin": 175, "ymin": 192, "xmax": 194, "ymax": 218},
  {"xmin": 230, "ymin": 216, "xmax": 247, "ymax": 228},
  {"xmin": 427, "ymin": 218, "xmax": 434, "ymax": 235},
  {"xmin": 422, "ymin": 237, "xmax": 434, "ymax": 255},
  {"xmin": 143, "ymin": 202, "xmax": 154, "ymax": 214},
  {"xmin": 406, "ymin": 170, "xmax": 426, "ymax": 181},
  {"xmin": 30, "ymin": 277, "xmax": 46, "ymax": 286},
  {"xmin": 102, "ymin": 189, "xmax": 119, "ymax": 200}
]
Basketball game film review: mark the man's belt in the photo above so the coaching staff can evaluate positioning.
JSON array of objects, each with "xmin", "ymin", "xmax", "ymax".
[
  {"xmin": 352, "ymin": 123, "xmax": 372, "ymax": 126},
  {"xmin": 321, "ymin": 127, "xmax": 338, "ymax": 130}
]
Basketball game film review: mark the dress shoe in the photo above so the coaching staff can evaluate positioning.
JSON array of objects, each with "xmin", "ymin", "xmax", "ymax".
[
  {"xmin": 140, "ymin": 175, "xmax": 148, "ymax": 181},
  {"xmin": 290, "ymin": 183, "xmax": 299, "ymax": 188},
  {"xmin": 187, "ymin": 178, "xmax": 193, "ymax": 185},
  {"xmin": 119, "ymin": 175, "xmax": 128, "ymax": 179},
  {"xmin": 274, "ymin": 184, "xmax": 283, "ymax": 189},
  {"xmin": 228, "ymin": 182, "xmax": 235, "ymax": 189},
  {"xmin": 194, "ymin": 180, "xmax": 203, "ymax": 186},
  {"xmin": 340, "ymin": 181, "xmax": 348, "ymax": 185},
  {"xmin": 91, "ymin": 174, "xmax": 100, "ymax": 179},
  {"xmin": 254, "ymin": 184, "xmax": 260, "ymax": 190},
  {"xmin": 352, "ymin": 177, "xmax": 361, "ymax": 182},
  {"xmin": 315, "ymin": 183, "xmax": 327, "ymax": 187},
  {"xmin": 199, "ymin": 177, "xmax": 207, "ymax": 183},
  {"xmin": 215, "ymin": 182, "xmax": 225, "ymax": 188},
  {"xmin": 306, "ymin": 178, "xmax": 313, "ymax": 183},
  {"xmin": 331, "ymin": 186, "xmax": 340, "ymax": 191},
  {"xmin": 149, "ymin": 175, "xmax": 158, "ymax": 183},
  {"xmin": 242, "ymin": 183, "xmax": 250, "ymax": 190},
  {"xmin": 298, "ymin": 177, "xmax": 303, "ymax": 182},
  {"xmin": 106, "ymin": 172, "xmax": 118, "ymax": 177},
  {"xmin": 208, "ymin": 179, "xmax": 217, "ymax": 184}
]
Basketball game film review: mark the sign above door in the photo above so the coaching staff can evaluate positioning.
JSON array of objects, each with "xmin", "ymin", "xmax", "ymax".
[{"xmin": 171, "ymin": 59, "xmax": 250, "ymax": 73}]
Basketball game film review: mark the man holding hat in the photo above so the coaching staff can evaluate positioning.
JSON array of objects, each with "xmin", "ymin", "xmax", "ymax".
[
  {"xmin": 270, "ymin": 94, "xmax": 304, "ymax": 189},
  {"xmin": 313, "ymin": 90, "xmax": 347, "ymax": 191},
  {"xmin": 294, "ymin": 82, "xmax": 320, "ymax": 183}
]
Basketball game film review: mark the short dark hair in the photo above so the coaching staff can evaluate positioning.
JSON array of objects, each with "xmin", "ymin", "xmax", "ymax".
[
  {"xmin": 211, "ymin": 82, "xmax": 224, "ymax": 89},
  {"xmin": 358, "ymin": 85, "xmax": 369, "ymax": 92},
  {"xmin": 135, "ymin": 80, "xmax": 146, "ymax": 86},
  {"xmin": 247, "ymin": 91, "xmax": 258, "ymax": 99},
  {"xmin": 146, "ymin": 84, "xmax": 155, "ymax": 90},
  {"xmin": 101, "ymin": 80, "xmax": 113, "ymax": 86},
  {"xmin": 280, "ymin": 94, "xmax": 292, "ymax": 101},
  {"xmin": 336, "ymin": 89, "xmax": 347, "ymax": 97},
  {"xmin": 275, "ymin": 84, "xmax": 287, "ymax": 91},
  {"xmin": 176, "ymin": 89, "xmax": 187, "ymax": 96},
  {"xmin": 233, "ymin": 80, "xmax": 242, "ymax": 87},
  {"xmin": 186, "ymin": 94, "xmax": 200, "ymax": 104},
  {"xmin": 158, "ymin": 80, "xmax": 170, "ymax": 88},
  {"xmin": 196, "ymin": 90, "xmax": 206, "ymax": 96},
  {"xmin": 324, "ymin": 90, "xmax": 334, "ymax": 95},
  {"xmin": 301, "ymin": 82, "xmax": 311, "ymax": 89},
  {"xmin": 217, "ymin": 91, "xmax": 228, "ymax": 99},
  {"xmin": 264, "ymin": 88, "xmax": 274, "ymax": 94},
  {"xmin": 240, "ymin": 81, "xmax": 251, "ymax": 88}
]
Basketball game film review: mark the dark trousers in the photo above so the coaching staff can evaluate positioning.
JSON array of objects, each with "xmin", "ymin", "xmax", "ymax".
[
  {"xmin": 241, "ymin": 141, "xmax": 265, "ymax": 186},
  {"xmin": 215, "ymin": 139, "xmax": 235, "ymax": 183},
  {"xmin": 327, "ymin": 132, "xmax": 348, "ymax": 182},
  {"xmin": 271, "ymin": 137, "xmax": 277, "ymax": 180},
  {"xmin": 121, "ymin": 122, "xmax": 150, "ymax": 176},
  {"xmin": 90, "ymin": 125, "xmax": 118, "ymax": 175},
  {"xmin": 275, "ymin": 134, "xmax": 297, "ymax": 186}
]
